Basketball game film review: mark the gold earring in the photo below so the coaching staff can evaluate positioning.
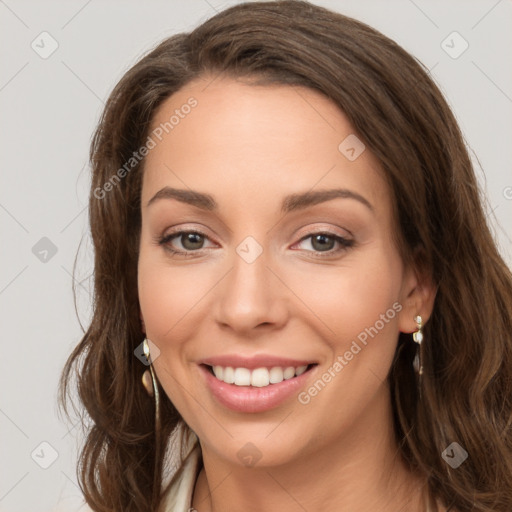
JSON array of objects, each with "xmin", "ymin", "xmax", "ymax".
[
  {"xmin": 142, "ymin": 338, "xmax": 161, "ymax": 431},
  {"xmin": 412, "ymin": 315, "xmax": 423, "ymax": 377},
  {"xmin": 142, "ymin": 370, "xmax": 154, "ymax": 396}
]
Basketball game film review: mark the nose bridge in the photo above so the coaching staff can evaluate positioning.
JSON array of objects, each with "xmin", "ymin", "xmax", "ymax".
[{"xmin": 214, "ymin": 235, "xmax": 286, "ymax": 332}]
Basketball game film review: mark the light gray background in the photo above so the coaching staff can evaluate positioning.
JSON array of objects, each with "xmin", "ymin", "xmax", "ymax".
[{"xmin": 1, "ymin": 1, "xmax": 511, "ymax": 510}]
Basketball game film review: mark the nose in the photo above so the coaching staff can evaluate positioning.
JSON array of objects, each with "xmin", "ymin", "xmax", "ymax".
[{"xmin": 214, "ymin": 245, "xmax": 289, "ymax": 336}]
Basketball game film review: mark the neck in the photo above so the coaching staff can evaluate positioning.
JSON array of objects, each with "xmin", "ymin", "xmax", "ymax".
[{"xmin": 192, "ymin": 384, "xmax": 427, "ymax": 512}]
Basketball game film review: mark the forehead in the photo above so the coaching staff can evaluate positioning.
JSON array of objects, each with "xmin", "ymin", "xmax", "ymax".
[{"xmin": 141, "ymin": 75, "xmax": 388, "ymax": 215}]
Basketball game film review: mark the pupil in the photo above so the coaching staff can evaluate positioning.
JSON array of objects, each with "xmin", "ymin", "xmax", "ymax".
[
  {"xmin": 183, "ymin": 233, "xmax": 203, "ymax": 250},
  {"xmin": 312, "ymin": 234, "xmax": 334, "ymax": 252}
]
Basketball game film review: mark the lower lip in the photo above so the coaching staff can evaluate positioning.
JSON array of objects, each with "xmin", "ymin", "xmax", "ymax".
[{"xmin": 199, "ymin": 364, "xmax": 316, "ymax": 413}]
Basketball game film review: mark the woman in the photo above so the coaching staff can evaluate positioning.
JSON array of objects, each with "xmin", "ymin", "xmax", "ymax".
[{"xmin": 60, "ymin": 1, "xmax": 512, "ymax": 511}]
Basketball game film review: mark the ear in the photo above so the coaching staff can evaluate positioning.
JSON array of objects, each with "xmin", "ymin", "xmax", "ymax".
[{"xmin": 397, "ymin": 252, "xmax": 437, "ymax": 334}]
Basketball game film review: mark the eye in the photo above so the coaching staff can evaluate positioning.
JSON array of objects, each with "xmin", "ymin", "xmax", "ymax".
[
  {"xmin": 156, "ymin": 229, "xmax": 354, "ymax": 259},
  {"xmin": 158, "ymin": 230, "xmax": 215, "ymax": 256},
  {"xmin": 293, "ymin": 232, "xmax": 354, "ymax": 257}
]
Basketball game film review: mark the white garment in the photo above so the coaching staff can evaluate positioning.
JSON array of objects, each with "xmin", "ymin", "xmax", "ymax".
[{"xmin": 160, "ymin": 432, "xmax": 202, "ymax": 512}]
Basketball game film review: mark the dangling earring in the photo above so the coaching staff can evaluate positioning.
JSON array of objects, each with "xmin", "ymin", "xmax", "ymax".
[
  {"xmin": 142, "ymin": 369, "xmax": 154, "ymax": 396},
  {"xmin": 412, "ymin": 315, "xmax": 424, "ymax": 380},
  {"xmin": 141, "ymin": 338, "xmax": 161, "ymax": 432}
]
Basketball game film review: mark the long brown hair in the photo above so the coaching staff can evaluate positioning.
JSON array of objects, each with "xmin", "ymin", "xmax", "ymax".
[{"xmin": 60, "ymin": 1, "xmax": 512, "ymax": 510}]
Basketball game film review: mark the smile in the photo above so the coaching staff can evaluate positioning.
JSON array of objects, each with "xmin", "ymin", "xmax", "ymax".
[
  {"xmin": 198, "ymin": 356, "xmax": 318, "ymax": 413},
  {"xmin": 208, "ymin": 364, "xmax": 310, "ymax": 387}
]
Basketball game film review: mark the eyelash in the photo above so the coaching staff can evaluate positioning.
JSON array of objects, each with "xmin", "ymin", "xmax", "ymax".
[{"xmin": 157, "ymin": 229, "xmax": 354, "ymax": 259}]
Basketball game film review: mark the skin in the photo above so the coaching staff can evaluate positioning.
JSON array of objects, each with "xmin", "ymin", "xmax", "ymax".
[{"xmin": 137, "ymin": 75, "xmax": 438, "ymax": 511}]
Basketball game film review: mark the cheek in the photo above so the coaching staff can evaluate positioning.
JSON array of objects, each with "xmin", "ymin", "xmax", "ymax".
[
  {"xmin": 286, "ymin": 245, "xmax": 403, "ymax": 353},
  {"xmin": 137, "ymin": 253, "xmax": 202, "ymax": 409},
  {"xmin": 287, "ymin": 249, "xmax": 404, "ymax": 439},
  {"xmin": 137, "ymin": 244, "xmax": 214, "ymax": 343}
]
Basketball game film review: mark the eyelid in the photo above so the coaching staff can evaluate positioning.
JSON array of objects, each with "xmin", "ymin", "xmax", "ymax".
[
  {"xmin": 161, "ymin": 222, "xmax": 215, "ymax": 237},
  {"xmin": 293, "ymin": 223, "xmax": 353, "ymax": 240}
]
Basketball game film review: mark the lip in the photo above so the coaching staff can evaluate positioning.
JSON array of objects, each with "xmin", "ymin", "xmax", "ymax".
[
  {"xmin": 199, "ymin": 362, "xmax": 317, "ymax": 413},
  {"xmin": 199, "ymin": 354, "xmax": 315, "ymax": 370}
]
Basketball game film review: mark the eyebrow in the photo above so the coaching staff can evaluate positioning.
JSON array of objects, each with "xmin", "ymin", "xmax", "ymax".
[{"xmin": 146, "ymin": 186, "xmax": 374, "ymax": 213}]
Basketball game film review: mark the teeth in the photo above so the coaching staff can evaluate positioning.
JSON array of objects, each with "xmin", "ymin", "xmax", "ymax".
[
  {"xmin": 222, "ymin": 366, "xmax": 235, "ymax": 384},
  {"xmin": 211, "ymin": 364, "xmax": 310, "ymax": 387},
  {"xmin": 251, "ymin": 368, "xmax": 270, "ymax": 387},
  {"xmin": 234, "ymin": 367, "xmax": 251, "ymax": 386},
  {"xmin": 213, "ymin": 366, "xmax": 223, "ymax": 380},
  {"xmin": 295, "ymin": 365, "xmax": 307, "ymax": 376},
  {"xmin": 283, "ymin": 367, "xmax": 295, "ymax": 379},
  {"xmin": 269, "ymin": 367, "xmax": 283, "ymax": 383}
]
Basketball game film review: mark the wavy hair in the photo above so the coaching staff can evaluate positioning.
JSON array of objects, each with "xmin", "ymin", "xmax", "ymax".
[{"xmin": 60, "ymin": 1, "xmax": 512, "ymax": 510}]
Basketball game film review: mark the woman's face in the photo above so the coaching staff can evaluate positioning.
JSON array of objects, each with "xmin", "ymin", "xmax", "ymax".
[{"xmin": 138, "ymin": 75, "xmax": 422, "ymax": 467}]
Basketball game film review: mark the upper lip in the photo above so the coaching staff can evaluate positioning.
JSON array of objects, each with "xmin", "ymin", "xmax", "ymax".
[{"xmin": 199, "ymin": 354, "xmax": 316, "ymax": 370}]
